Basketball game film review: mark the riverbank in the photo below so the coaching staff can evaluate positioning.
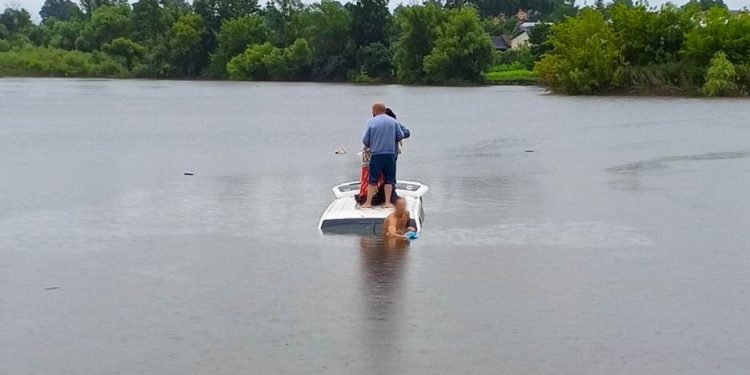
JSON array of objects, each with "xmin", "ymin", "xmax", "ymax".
[
  {"xmin": 5, "ymin": 46, "xmax": 749, "ymax": 95},
  {"xmin": 0, "ymin": 46, "xmax": 540, "ymax": 86}
]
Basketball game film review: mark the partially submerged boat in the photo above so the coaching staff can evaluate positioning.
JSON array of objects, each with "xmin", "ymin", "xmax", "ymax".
[{"xmin": 318, "ymin": 181, "xmax": 429, "ymax": 234}]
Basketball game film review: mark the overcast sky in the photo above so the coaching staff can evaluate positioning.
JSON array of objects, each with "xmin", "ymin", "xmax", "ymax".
[{"xmin": 7, "ymin": 0, "xmax": 750, "ymax": 22}]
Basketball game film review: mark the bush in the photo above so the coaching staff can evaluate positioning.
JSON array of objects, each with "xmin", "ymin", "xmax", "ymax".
[
  {"xmin": 356, "ymin": 42, "xmax": 392, "ymax": 79},
  {"xmin": 227, "ymin": 39, "xmax": 313, "ymax": 80},
  {"xmin": 0, "ymin": 46, "xmax": 127, "ymax": 77},
  {"xmin": 735, "ymin": 64, "xmax": 750, "ymax": 95},
  {"xmin": 536, "ymin": 10, "xmax": 625, "ymax": 94},
  {"xmin": 701, "ymin": 51, "xmax": 738, "ymax": 96},
  {"xmin": 351, "ymin": 71, "xmax": 380, "ymax": 84},
  {"xmin": 489, "ymin": 61, "xmax": 529, "ymax": 72},
  {"xmin": 495, "ymin": 48, "xmax": 535, "ymax": 70},
  {"xmin": 624, "ymin": 62, "xmax": 703, "ymax": 95},
  {"xmin": 484, "ymin": 69, "xmax": 538, "ymax": 84},
  {"xmin": 102, "ymin": 37, "xmax": 145, "ymax": 69}
]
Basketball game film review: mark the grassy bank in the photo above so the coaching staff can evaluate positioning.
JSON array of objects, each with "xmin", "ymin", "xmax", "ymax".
[
  {"xmin": 484, "ymin": 63, "xmax": 538, "ymax": 85},
  {"xmin": 484, "ymin": 69, "xmax": 538, "ymax": 85},
  {"xmin": 0, "ymin": 47, "xmax": 126, "ymax": 78}
]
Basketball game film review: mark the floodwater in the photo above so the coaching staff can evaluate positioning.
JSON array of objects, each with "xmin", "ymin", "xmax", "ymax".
[{"xmin": 1, "ymin": 78, "xmax": 749, "ymax": 374}]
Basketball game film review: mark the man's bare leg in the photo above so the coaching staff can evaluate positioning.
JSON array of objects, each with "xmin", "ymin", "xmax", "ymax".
[
  {"xmin": 383, "ymin": 184, "xmax": 394, "ymax": 208},
  {"xmin": 361, "ymin": 184, "xmax": 377, "ymax": 208}
]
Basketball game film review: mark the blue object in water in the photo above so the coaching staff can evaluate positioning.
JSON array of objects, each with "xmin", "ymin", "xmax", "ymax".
[{"xmin": 405, "ymin": 231, "xmax": 418, "ymax": 240}]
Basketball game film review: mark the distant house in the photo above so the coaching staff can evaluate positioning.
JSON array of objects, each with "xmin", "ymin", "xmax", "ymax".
[
  {"xmin": 511, "ymin": 30, "xmax": 530, "ymax": 50},
  {"xmin": 492, "ymin": 21, "xmax": 549, "ymax": 52},
  {"xmin": 519, "ymin": 21, "xmax": 540, "ymax": 32},
  {"xmin": 490, "ymin": 35, "xmax": 512, "ymax": 52}
]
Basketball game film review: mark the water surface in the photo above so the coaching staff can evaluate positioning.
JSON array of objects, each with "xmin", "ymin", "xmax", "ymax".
[{"xmin": 1, "ymin": 78, "xmax": 749, "ymax": 374}]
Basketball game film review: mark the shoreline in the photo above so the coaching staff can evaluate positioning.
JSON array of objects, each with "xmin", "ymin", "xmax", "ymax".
[
  {"xmin": 5, "ymin": 75, "xmax": 749, "ymax": 98},
  {"xmin": 0, "ymin": 73, "xmax": 540, "ymax": 87}
]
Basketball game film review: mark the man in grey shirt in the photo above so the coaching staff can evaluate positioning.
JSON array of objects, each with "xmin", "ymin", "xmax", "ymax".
[{"xmin": 361, "ymin": 102, "xmax": 403, "ymax": 208}]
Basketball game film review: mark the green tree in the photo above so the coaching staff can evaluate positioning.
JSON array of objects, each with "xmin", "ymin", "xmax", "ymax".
[
  {"xmin": 302, "ymin": 0, "xmax": 353, "ymax": 79},
  {"xmin": 194, "ymin": 0, "xmax": 259, "ymax": 33},
  {"xmin": 356, "ymin": 41, "xmax": 392, "ymax": 78},
  {"xmin": 133, "ymin": 42, "xmax": 172, "ymax": 77},
  {"xmin": 544, "ymin": 0, "xmax": 577, "ymax": 21},
  {"xmin": 227, "ymin": 38, "xmax": 312, "ymax": 80},
  {"xmin": 467, "ymin": 0, "xmax": 576, "ymax": 20},
  {"xmin": 393, "ymin": 3, "xmax": 447, "ymax": 83},
  {"xmin": 610, "ymin": 3, "xmax": 692, "ymax": 66},
  {"xmin": 304, "ymin": 0, "xmax": 351, "ymax": 58},
  {"xmin": 79, "ymin": 0, "xmax": 127, "ymax": 17},
  {"xmin": 682, "ymin": 0, "xmax": 726, "ymax": 11},
  {"xmin": 169, "ymin": 14, "xmax": 206, "ymax": 76},
  {"xmin": 80, "ymin": 5, "xmax": 133, "ymax": 50},
  {"xmin": 194, "ymin": 0, "xmax": 260, "ymax": 74},
  {"xmin": 0, "ymin": 7, "xmax": 33, "ymax": 34},
  {"xmin": 227, "ymin": 41, "xmax": 275, "ymax": 78},
  {"xmin": 423, "ymin": 7, "xmax": 493, "ymax": 83},
  {"xmin": 535, "ymin": 9, "xmax": 624, "ymax": 94},
  {"xmin": 103, "ymin": 37, "xmax": 145, "ymax": 69},
  {"xmin": 40, "ymin": 0, "xmax": 83, "ymax": 21},
  {"xmin": 263, "ymin": 0, "xmax": 306, "ymax": 46},
  {"xmin": 682, "ymin": 7, "xmax": 750, "ymax": 67},
  {"xmin": 45, "ymin": 19, "xmax": 83, "ymax": 49},
  {"xmin": 701, "ymin": 51, "xmax": 737, "ymax": 96},
  {"xmin": 528, "ymin": 22, "xmax": 552, "ymax": 58},
  {"xmin": 131, "ymin": 0, "xmax": 174, "ymax": 43},
  {"xmin": 348, "ymin": 0, "xmax": 390, "ymax": 48},
  {"xmin": 209, "ymin": 14, "xmax": 269, "ymax": 76},
  {"xmin": 283, "ymin": 37, "xmax": 313, "ymax": 78}
]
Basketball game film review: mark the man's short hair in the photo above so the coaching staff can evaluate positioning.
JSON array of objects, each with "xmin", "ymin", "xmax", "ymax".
[{"xmin": 372, "ymin": 102, "xmax": 386, "ymax": 113}]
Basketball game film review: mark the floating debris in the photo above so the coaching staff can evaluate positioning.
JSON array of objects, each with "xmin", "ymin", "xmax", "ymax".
[
  {"xmin": 184, "ymin": 172, "xmax": 194, "ymax": 176},
  {"xmin": 44, "ymin": 286, "xmax": 61, "ymax": 290},
  {"xmin": 334, "ymin": 146, "xmax": 347, "ymax": 155},
  {"xmin": 524, "ymin": 150, "xmax": 534, "ymax": 153}
]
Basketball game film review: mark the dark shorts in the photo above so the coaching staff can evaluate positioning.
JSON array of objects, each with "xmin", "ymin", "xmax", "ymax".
[{"xmin": 369, "ymin": 154, "xmax": 396, "ymax": 185}]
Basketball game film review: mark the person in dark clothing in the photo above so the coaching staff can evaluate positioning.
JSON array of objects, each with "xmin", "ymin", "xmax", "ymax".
[{"xmin": 385, "ymin": 108, "xmax": 410, "ymax": 159}]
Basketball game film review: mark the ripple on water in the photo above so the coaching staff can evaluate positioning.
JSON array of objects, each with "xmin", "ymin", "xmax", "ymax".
[
  {"xmin": 606, "ymin": 150, "xmax": 749, "ymax": 174},
  {"xmin": 424, "ymin": 219, "xmax": 654, "ymax": 249}
]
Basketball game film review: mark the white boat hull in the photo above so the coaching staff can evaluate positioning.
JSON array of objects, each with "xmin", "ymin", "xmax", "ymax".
[{"xmin": 318, "ymin": 181, "xmax": 428, "ymax": 234}]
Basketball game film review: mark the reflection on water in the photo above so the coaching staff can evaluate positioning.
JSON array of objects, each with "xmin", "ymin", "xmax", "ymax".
[{"xmin": 358, "ymin": 236, "xmax": 410, "ymax": 373}]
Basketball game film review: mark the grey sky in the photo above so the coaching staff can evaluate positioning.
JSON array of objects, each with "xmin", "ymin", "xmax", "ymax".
[{"xmin": 6, "ymin": 0, "xmax": 750, "ymax": 22}]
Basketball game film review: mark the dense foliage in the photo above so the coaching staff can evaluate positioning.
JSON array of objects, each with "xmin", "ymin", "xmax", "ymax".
[
  {"xmin": 0, "ymin": 0, "xmax": 574, "ymax": 84},
  {"xmin": 536, "ymin": 4, "xmax": 750, "ymax": 95},
  {"xmin": 1, "ymin": 0, "xmax": 747, "ymax": 95},
  {"xmin": 0, "ymin": 45, "xmax": 124, "ymax": 76}
]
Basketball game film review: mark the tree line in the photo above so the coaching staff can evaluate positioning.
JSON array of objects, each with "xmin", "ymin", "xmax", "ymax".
[
  {"xmin": 0, "ymin": 0, "xmax": 573, "ymax": 83},
  {"xmin": 2, "ymin": 0, "xmax": 746, "ymax": 96},
  {"xmin": 536, "ymin": 1, "xmax": 750, "ymax": 96}
]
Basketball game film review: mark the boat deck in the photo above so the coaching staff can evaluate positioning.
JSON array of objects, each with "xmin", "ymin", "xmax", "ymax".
[{"xmin": 319, "ymin": 181, "xmax": 428, "ymax": 234}]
